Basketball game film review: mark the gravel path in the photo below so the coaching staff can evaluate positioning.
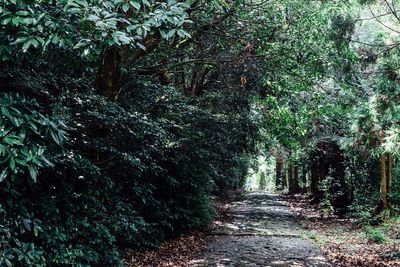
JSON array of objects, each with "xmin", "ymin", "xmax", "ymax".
[{"xmin": 189, "ymin": 192, "xmax": 327, "ymax": 267}]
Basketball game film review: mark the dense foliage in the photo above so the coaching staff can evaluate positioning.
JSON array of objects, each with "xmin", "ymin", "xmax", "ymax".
[
  {"xmin": 3, "ymin": 0, "xmax": 400, "ymax": 265},
  {"xmin": 262, "ymin": 0, "xmax": 400, "ymax": 219},
  {"xmin": 0, "ymin": 0, "xmax": 263, "ymax": 265}
]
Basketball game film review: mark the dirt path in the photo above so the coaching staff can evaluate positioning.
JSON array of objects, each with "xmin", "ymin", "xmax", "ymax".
[{"xmin": 189, "ymin": 192, "xmax": 327, "ymax": 267}]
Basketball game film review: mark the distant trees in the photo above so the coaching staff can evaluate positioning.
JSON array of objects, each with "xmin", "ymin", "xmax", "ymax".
[{"xmin": 268, "ymin": 0, "xmax": 400, "ymax": 215}]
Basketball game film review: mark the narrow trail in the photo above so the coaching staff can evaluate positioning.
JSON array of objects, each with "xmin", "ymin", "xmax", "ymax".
[{"xmin": 189, "ymin": 192, "xmax": 327, "ymax": 267}]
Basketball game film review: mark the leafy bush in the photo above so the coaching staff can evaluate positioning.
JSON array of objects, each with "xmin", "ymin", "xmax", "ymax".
[
  {"xmin": 348, "ymin": 204, "xmax": 374, "ymax": 225},
  {"xmin": 0, "ymin": 94, "xmax": 67, "ymax": 182},
  {"xmin": 0, "ymin": 66, "xmax": 258, "ymax": 265},
  {"xmin": 0, "ymin": 0, "xmax": 261, "ymax": 264},
  {"xmin": 319, "ymin": 177, "xmax": 334, "ymax": 213},
  {"xmin": 0, "ymin": 93, "xmax": 67, "ymax": 266},
  {"xmin": 365, "ymin": 226, "xmax": 387, "ymax": 244}
]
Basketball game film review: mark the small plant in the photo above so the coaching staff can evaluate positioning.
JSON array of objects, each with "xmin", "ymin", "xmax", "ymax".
[
  {"xmin": 348, "ymin": 204, "xmax": 375, "ymax": 225},
  {"xmin": 306, "ymin": 230, "xmax": 318, "ymax": 240},
  {"xmin": 365, "ymin": 226, "xmax": 387, "ymax": 243},
  {"xmin": 259, "ymin": 172, "xmax": 267, "ymax": 190},
  {"xmin": 319, "ymin": 177, "xmax": 334, "ymax": 213}
]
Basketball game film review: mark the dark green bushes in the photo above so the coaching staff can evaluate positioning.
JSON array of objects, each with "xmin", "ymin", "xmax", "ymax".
[
  {"xmin": 0, "ymin": 66, "xmax": 258, "ymax": 265},
  {"xmin": 0, "ymin": 0, "xmax": 262, "ymax": 263}
]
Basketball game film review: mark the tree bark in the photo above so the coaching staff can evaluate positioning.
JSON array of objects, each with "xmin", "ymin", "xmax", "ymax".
[
  {"xmin": 380, "ymin": 153, "xmax": 388, "ymax": 209},
  {"xmin": 288, "ymin": 162, "xmax": 294, "ymax": 193},
  {"xmin": 294, "ymin": 164, "xmax": 299, "ymax": 192},
  {"xmin": 319, "ymin": 156, "xmax": 327, "ymax": 184},
  {"xmin": 288, "ymin": 162, "xmax": 299, "ymax": 193},
  {"xmin": 301, "ymin": 164, "xmax": 307, "ymax": 190},
  {"xmin": 283, "ymin": 161, "xmax": 288, "ymax": 189},
  {"xmin": 276, "ymin": 156, "xmax": 284, "ymax": 190},
  {"xmin": 94, "ymin": 35, "xmax": 160, "ymax": 99},
  {"xmin": 310, "ymin": 156, "xmax": 319, "ymax": 194},
  {"xmin": 94, "ymin": 47, "xmax": 121, "ymax": 99},
  {"xmin": 329, "ymin": 142, "xmax": 349, "ymax": 214},
  {"xmin": 387, "ymin": 153, "xmax": 393, "ymax": 194},
  {"xmin": 188, "ymin": 65, "xmax": 211, "ymax": 96}
]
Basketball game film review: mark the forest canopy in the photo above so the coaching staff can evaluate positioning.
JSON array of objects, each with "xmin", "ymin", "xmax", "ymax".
[{"xmin": 1, "ymin": 0, "xmax": 400, "ymax": 265}]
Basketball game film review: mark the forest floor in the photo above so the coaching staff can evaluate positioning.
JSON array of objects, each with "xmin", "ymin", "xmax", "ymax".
[
  {"xmin": 284, "ymin": 194, "xmax": 400, "ymax": 267},
  {"xmin": 126, "ymin": 192, "xmax": 327, "ymax": 266}
]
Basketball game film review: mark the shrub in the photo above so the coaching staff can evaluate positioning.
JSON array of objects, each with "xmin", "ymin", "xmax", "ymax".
[
  {"xmin": 0, "ymin": 93, "xmax": 67, "ymax": 266},
  {"xmin": 0, "ymin": 70, "xmax": 258, "ymax": 265},
  {"xmin": 365, "ymin": 226, "xmax": 387, "ymax": 244}
]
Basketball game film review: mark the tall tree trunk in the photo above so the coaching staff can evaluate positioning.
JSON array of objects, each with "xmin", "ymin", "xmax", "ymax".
[
  {"xmin": 283, "ymin": 162, "xmax": 288, "ymax": 189},
  {"xmin": 329, "ymin": 143, "xmax": 349, "ymax": 214},
  {"xmin": 94, "ymin": 35, "xmax": 160, "ymax": 99},
  {"xmin": 302, "ymin": 165, "xmax": 307, "ymax": 190},
  {"xmin": 294, "ymin": 164, "xmax": 299, "ymax": 192},
  {"xmin": 94, "ymin": 47, "xmax": 121, "ymax": 99},
  {"xmin": 288, "ymin": 163, "xmax": 299, "ymax": 193},
  {"xmin": 188, "ymin": 65, "xmax": 211, "ymax": 96},
  {"xmin": 319, "ymin": 156, "xmax": 327, "ymax": 184},
  {"xmin": 175, "ymin": 65, "xmax": 186, "ymax": 90},
  {"xmin": 310, "ymin": 156, "xmax": 319, "ymax": 194},
  {"xmin": 276, "ymin": 156, "xmax": 284, "ymax": 190},
  {"xmin": 288, "ymin": 162, "xmax": 294, "ymax": 193},
  {"xmin": 380, "ymin": 153, "xmax": 388, "ymax": 210},
  {"xmin": 387, "ymin": 153, "xmax": 393, "ymax": 194}
]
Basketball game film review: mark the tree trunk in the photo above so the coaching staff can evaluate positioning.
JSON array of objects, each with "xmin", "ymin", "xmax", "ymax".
[
  {"xmin": 310, "ymin": 157, "xmax": 319, "ymax": 194},
  {"xmin": 329, "ymin": 143, "xmax": 349, "ymax": 214},
  {"xmin": 319, "ymin": 156, "xmax": 327, "ymax": 184},
  {"xmin": 175, "ymin": 65, "xmax": 186, "ymax": 90},
  {"xmin": 288, "ymin": 162, "xmax": 294, "ymax": 193},
  {"xmin": 94, "ymin": 35, "xmax": 160, "ymax": 99},
  {"xmin": 288, "ymin": 163, "xmax": 299, "ymax": 193},
  {"xmin": 380, "ymin": 153, "xmax": 388, "ymax": 209},
  {"xmin": 294, "ymin": 164, "xmax": 299, "ymax": 192},
  {"xmin": 387, "ymin": 153, "xmax": 393, "ymax": 194},
  {"xmin": 301, "ymin": 165, "xmax": 307, "ymax": 190},
  {"xmin": 276, "ymin": 156, "xmax": 284, "ymax": 190},
  {"xmin": 283, "ymin": 162, "xmax": 288, "ymax": 189},
  {"xmin": 188, "ymin": 65, "xmax": 211, "ymax": 96},
  {"xmin": 94, "ymin": 47, "xmax": 121, "ymax": 99}
]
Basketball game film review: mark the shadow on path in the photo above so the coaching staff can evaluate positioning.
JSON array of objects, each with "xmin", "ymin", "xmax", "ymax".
[{"xmin": 189, "ymin": 192, "xmax": 327, "ymax": 267}]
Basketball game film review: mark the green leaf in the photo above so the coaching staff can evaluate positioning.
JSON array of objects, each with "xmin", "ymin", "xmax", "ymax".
[
  {"xmin": 0, "ymin": 169, "xmax": 7, "ymax": 182},
  {"xmin": 41, "ymin": 156, "xmax": 54, "ymax": 167},
  {"xmin": 9, "ymin": 158, "xmax": 15, "ymax": 171},
  {"xmin": 23, "ymin": 219, "xmax": 32, "ymax": 231},
  {"xmin": 166, "ymin": 29, "xmax": 176, "ymax": 39},
  {"xmin": 159, "ymin": 29, "xmax": 167, "ymax": 39},
  {"xmin": 131, "ymin": 0, "xmax": 141, "ymax": 10},
  {"xmin": 87, "ymin": 14, "xmax": 99, "ymax": 21},
  {"xmin": 28, "ymin": 166, "xmax": 37, "ymax": 182},
  {"xmin": 14, "ymin": 37, "xmax": 28, "ymax": 44},
  {"xmin": 50, "ymin": 130, "xmax": 61, "ymax": 145},
  {"xmin": 118, "ymin": 34, "xmax": 130, "ymax": 44},
  {"xmin": 122, "ymin": 3, "xmax": 130, "ymax": 12},
  {"xmin": 4, "ymin": 136, "xmax": 23, "ymax": 146},
  {"xmin": 16, "ymin": 11, "xmax": 29, "ymax": 16},
  {"xmin": 2, "ymin": 17, "xmax": 11, "ymax": 25},
  {"xmin": 177, "ymin": 29, "xmax": 190, "ymax": 38},
  {"xmin": 22, "ymin": 40, "xmax": 32, "ymax": 52},
  {"xmin": 1, "ymin": 106, "xmax": 12, "ymax": 118},
  {"xmin": 136, "ymin": 27, "xmax": 143, "ymax": 36},
  {"xmin": 15, "ymin": 158, "xmax": 28, "ymax": 166},
  {"xmin": 31, "ymin": 38, "xmax": 39, "ymax": 48}
]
